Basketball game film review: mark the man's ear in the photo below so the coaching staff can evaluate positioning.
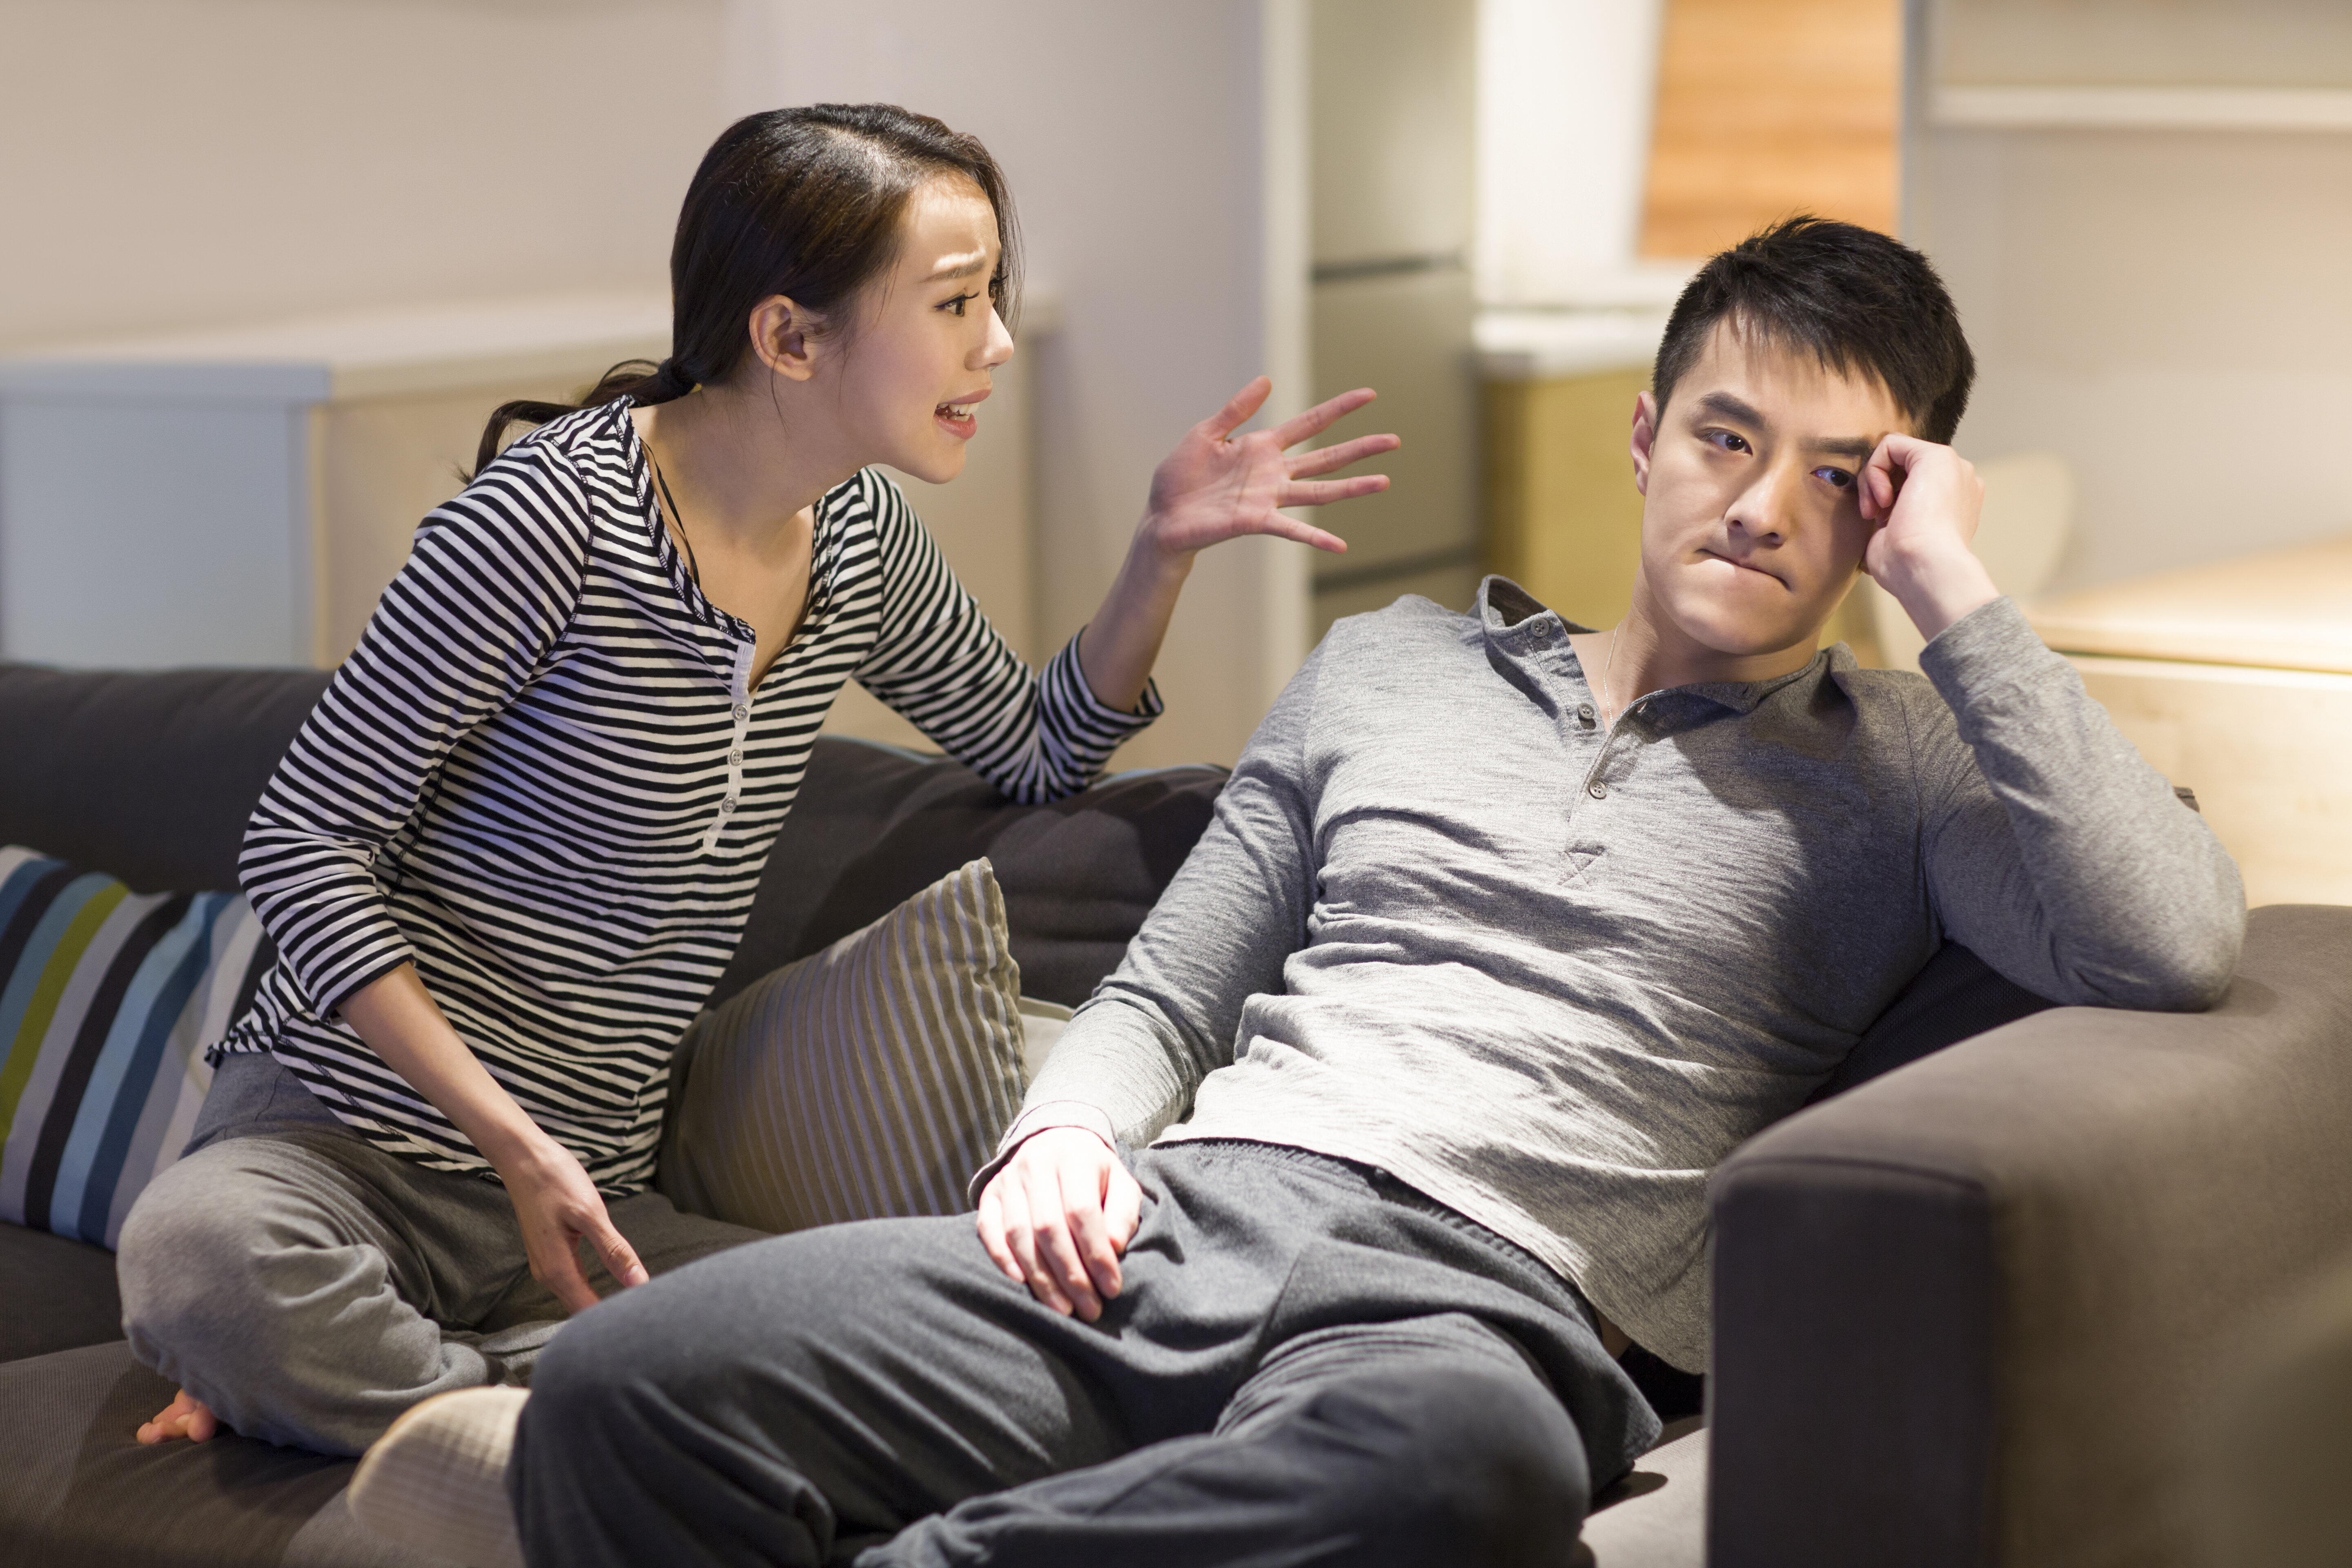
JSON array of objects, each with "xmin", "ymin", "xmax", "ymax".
[
  {"xmin": 748, "ymin": 295, "xmax": 823, "ymax": 383},
  {"xmin": 1630, "ymin": 391, "xmax": 1659, "ymax": 497}
]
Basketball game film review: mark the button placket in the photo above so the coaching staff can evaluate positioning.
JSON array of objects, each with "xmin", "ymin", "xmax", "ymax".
[
  {"xmin": 699, "ymin": 639, "xmax": 756, "ymax": 855},
  {"xmin": 1577, "ymin": 700, "xmax": 1656, "ymax": 807}
]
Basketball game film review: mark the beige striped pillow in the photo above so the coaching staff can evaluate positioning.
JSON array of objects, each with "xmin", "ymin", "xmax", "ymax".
[{"xmin": 655, "ymin": 858, "xmax": 1029, "ymax": 1233}]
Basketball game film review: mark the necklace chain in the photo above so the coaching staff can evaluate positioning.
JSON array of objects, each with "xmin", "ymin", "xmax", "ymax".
[
  {"xmin": 648, "ymin": 452, "xmax": 704, "ymax": 590},
  {"xmin": 1599, "ymin": 626, "xmax": 1624, "ymax": 727}
]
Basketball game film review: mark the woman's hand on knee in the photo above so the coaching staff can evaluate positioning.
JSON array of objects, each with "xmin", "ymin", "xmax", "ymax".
[
  {"xmin": 976, "ymin": 1127, "xmax": 1142, "ymax": 1323},
  {"xmin": 498, "ymin": 1135, "xmax": 648, "ymax": 1314}
]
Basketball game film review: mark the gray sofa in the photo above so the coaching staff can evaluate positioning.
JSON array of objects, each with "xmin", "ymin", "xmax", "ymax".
[{"xmin": 1, "ymin": 662, "xmax": 2345, "ymax": 1568}]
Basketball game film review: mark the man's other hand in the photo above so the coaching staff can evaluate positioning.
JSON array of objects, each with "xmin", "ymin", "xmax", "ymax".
[
  {"xmin": 976, "ymin": 1127, "xmax": 1143, "ymax": 1322},
  {"xmin": 1858, "ymin": 432, "xmax": 1998, "ymax": 641}
]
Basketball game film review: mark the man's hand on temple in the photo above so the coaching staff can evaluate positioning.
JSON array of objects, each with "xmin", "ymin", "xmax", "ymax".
[
  {"xmin": 1858, "ymin": 433, "xmax": 2000, "ymax": 641},
  {"xmin": 976, "ymin": 1127, "xmax": 1143, "ymax": 1322}
]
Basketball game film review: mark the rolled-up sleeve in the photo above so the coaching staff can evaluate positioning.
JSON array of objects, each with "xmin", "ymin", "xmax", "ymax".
[
  {"xmin": 238, "ymin": 446, "xmax": 589, "ymax": 1015},
  {"xmin": 851, "ymin": 471, "xmax": 1160, "ymax": 803}
]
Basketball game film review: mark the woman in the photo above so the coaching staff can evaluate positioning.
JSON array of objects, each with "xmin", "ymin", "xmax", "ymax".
[{"xmin": 114, "ymin": 103, "xmax": 1394, "ymax": 1456}]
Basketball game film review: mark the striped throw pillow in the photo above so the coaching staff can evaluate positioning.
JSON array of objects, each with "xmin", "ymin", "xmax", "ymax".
[
  {"xmin": 657, "ymin": 858, "xmax": 1028, "ymax": 1233},
  {"xmin": 0, "ymin": 846, "xmax": 272, "ymax": 1247}
]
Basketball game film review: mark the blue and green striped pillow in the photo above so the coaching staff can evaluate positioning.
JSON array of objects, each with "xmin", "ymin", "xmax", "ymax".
[{"xmin": 0, "ymin": 846, "xmax": 272, "ymax": 1248}]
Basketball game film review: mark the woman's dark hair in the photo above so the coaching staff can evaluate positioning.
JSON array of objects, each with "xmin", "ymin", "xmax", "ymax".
[
  {"xmin": 1651, "ymin": 216, "xmax": 1975, "ymax": 444},
  {"xmin": 473, "ymin": 103, "xmax": 1020, "ymax": 475}
]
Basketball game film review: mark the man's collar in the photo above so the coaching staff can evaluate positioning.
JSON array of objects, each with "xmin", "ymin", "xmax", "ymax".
[{"xmin": 1475, "ymin": 574, "xmax": 1833, "ymax": 715}]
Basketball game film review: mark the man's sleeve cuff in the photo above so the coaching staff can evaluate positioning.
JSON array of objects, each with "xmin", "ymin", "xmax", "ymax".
[{"xmin": 965, "ymin": 1101, "xmax": 1121, "ymax": 1204}]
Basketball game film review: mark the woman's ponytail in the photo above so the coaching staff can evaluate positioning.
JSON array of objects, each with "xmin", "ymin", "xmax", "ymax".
[
  {"xmin": 469, "ymin": 357, "xmax": 697, "ymax": 479},
  {"xmin": 466, "ymin": 105, "xmax": 1018, "ymax": 483}
]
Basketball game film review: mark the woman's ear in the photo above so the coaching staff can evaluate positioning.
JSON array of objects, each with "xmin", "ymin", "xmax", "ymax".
[
  {"xmin": 1629, "ymin": 390, "xmax": 1659, "ymax": 497},
  {"xmin": 748, "ymin": 295, "xmax": 823, "ymax": 383}
]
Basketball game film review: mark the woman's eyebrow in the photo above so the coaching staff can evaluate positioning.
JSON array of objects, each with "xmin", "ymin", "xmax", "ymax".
[{"xmin": 924, "ymin": 252, "xmax": 991, "ymax": 282}]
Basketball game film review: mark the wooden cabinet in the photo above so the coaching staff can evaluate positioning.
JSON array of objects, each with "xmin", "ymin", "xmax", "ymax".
[
  {"xmin": 0, "ymin": 296, "xmax": 668, "ymax": 669},
  {"xmin": 2030, "ymin": 535, "xmax": 2352, "ymax": 907},
  {"xmin": 0, "ymin": 294, "xmax": 1044, "ymax": 762}
]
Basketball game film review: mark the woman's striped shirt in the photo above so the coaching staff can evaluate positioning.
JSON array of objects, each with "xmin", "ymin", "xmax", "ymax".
[{"xmin": 218, "ymin": 399, "xmax": 1159, "ymax": 1194}]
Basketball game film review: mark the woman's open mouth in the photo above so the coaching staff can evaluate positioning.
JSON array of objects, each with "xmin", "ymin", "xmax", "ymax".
[{"xmin": 934, "ymin": 390, "xmax": 988, "ymax": 440}]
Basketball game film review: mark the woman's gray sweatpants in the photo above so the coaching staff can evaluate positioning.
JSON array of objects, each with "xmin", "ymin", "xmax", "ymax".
[
  {"xmin": 511, "ymin": 1139, "xmax": 1662, "ymax": 1568},
  {"xmin": 116, "ymin": 1052, "xmax": 766, "ymax": 1456}
]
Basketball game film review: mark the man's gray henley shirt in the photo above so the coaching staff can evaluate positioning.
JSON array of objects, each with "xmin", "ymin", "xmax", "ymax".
[{"xmin": 1002, "ymin": 578, "xmax": 2245, "ymax": 1371}]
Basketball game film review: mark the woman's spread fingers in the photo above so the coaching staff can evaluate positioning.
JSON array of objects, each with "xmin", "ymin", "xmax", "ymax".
[
  {"xmin": 1287, "ymin": 433, "xmax": 1401, "ymax": 478},
  {"xmin": 1200, "ymin": 376, "xmax": 1274, "ymax": 441},
  {"xmin": 1283, "ymin": 475, "xmax": 1390, "ymax": 508},
  {"xmin": 1261, "ymin": 517, "xmax": 1348, "ymax": 552},
  {"xmin": 1270, "ymin": 386, "xmax": 1376, "ymax": 448}
]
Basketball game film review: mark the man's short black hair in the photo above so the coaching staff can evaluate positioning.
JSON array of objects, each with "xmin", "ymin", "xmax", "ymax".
[{"xmin": 1652, "ymin": 216, "xmax": 1976, "ymax": 444}]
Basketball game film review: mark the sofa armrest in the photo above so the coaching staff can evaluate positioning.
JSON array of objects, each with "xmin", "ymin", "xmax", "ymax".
[{"xmin": 1706, "ymin": 904, "xmax": 2352, "ymax": 1568}]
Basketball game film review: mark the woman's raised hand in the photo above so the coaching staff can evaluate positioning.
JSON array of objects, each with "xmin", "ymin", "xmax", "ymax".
[{"xmin": 1137, "ymin": 378, "xmax": 1397, "ymax": 559}]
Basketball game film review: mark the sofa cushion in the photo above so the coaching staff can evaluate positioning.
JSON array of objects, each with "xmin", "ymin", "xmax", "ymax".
[
  {"xmin": 0, "ymin": 850, "xmax": 274, "ymax": 1247},
  {"xmin": 0, "ymin": 664, "xmax": 330, "ymax": 895},
  {"xmin": 0, "ymin": 1222, "xmax": 123, "ymax": 1362},
  {"xmin": 659, "ymin": 859, "xmax": 1028, "ymax": 1233},
  {"xmin": 0, "ymin": 1340, "xmax": 443, "ymax": 1567}
]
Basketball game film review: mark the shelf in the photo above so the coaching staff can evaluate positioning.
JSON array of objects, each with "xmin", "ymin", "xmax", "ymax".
[
  {"xmin": 1474, "ymin": 308, "xmax": 1671, "ymax": 381},
  {"xmin": 1932, "ymin": 85, "xmax": 2352, "ymax": 133}
]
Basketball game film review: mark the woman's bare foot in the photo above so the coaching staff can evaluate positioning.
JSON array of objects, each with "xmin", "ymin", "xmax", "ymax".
[{"xmin": 136, "ymin": 1387, "xmax": 220, "ymax": 1443}]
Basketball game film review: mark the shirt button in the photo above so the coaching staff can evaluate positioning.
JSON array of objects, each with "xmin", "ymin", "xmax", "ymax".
[
  {"xmin": 719, "ymin": 796, "xmax": 737, "ymax": 813},
  {"xmin": 727, "ymin": 748, "xmax": 742, "ymax": 765},
  {"xmin": 731, "ymin": 704, "xmax": 748, "ymax": 721},
  {"xmin": 1589, "ymin": 782, "xmax": 1608, "ymax": 800},
  {"xmin": 1577, "ymin": 702, "xmax": 1596, "ymax": 724}
]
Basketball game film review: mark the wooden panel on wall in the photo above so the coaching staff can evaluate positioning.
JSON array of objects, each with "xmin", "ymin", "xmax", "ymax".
[
  {"xmin": 2068, "ymin": 655, "xmax": 2352, "ymax": 908},
  {"xmin": 1484, "ymin": 369, "xmax": 1650, "ymax": 631},
  {"xmin": 1639, "ymin": 0, "xmax": 1901, "ymax": 259}
]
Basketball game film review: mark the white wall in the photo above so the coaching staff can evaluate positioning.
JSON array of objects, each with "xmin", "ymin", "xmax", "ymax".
[
  {"xmin": 0, "ymin": 0, "xmax": 1307, "ymax": 767},
  {"xmin": 0, "ymin": 0, "xmax": 726, "ymax": 350},
  {"xmin": 1910, "ymin": 0, "xmax": 2352, "ymax": 594},
  {"xmin": 1475, "ymin": 0, "xmax": 1667, "ymax": 306},
  {"xmin": 726, "ymin": 0, "xmax": 1307, "ymax": 769}
]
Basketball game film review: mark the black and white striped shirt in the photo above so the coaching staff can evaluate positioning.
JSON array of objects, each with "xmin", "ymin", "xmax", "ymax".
[{"xmin": 218, "ymin": 399, "xmax": 1158, "ymax": 1194}]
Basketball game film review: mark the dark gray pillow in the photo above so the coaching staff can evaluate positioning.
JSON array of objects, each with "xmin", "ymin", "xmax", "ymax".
[
  {"xmin": 0, "ymin": 664, "xmax": 328, "ymax": 894},
  {"xmin": 1813, "ymin": 941, "xmax": 2056, "ymax": 1103},
  {"xmin": 719, "ymin": 738, "xmax": 1228, "ymax": 1010}
]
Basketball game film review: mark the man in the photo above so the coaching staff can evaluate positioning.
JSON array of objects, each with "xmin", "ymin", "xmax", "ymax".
[{"xmin": 368, "ymin": 218, "xmax": 2243, "ymax": 1568}]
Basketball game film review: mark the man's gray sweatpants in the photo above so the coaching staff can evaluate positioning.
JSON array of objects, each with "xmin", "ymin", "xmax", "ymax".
[
  {"xmin": 511, "ymin": 1139, "xmax": 1662, "ymax": 1568},
  {"xmin": 116, "ymin": 1052, "xmax": 765, "ymax": 1456}
]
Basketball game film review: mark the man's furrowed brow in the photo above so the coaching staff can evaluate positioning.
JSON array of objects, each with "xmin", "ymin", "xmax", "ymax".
[
  {"xmin": 1690, "ymin": 390, "xmax": 1768, "ymax": 430},
  {"xmin": 1811, "ymin": 435, "xmax": 1877, "ymax": 461}
]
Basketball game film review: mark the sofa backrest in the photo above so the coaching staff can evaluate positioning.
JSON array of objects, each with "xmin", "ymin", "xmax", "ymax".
[
  {"xmin": 0, "ymin": 663, "xmax": 1225, "ymax": 1009},
  {"xmin": 0, "ymin": 664, "xmax": 331, "ymax": 894},
  {"xmin": 0, "ymin": 661, "xmax": 2047, "ymax": 1052}
]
